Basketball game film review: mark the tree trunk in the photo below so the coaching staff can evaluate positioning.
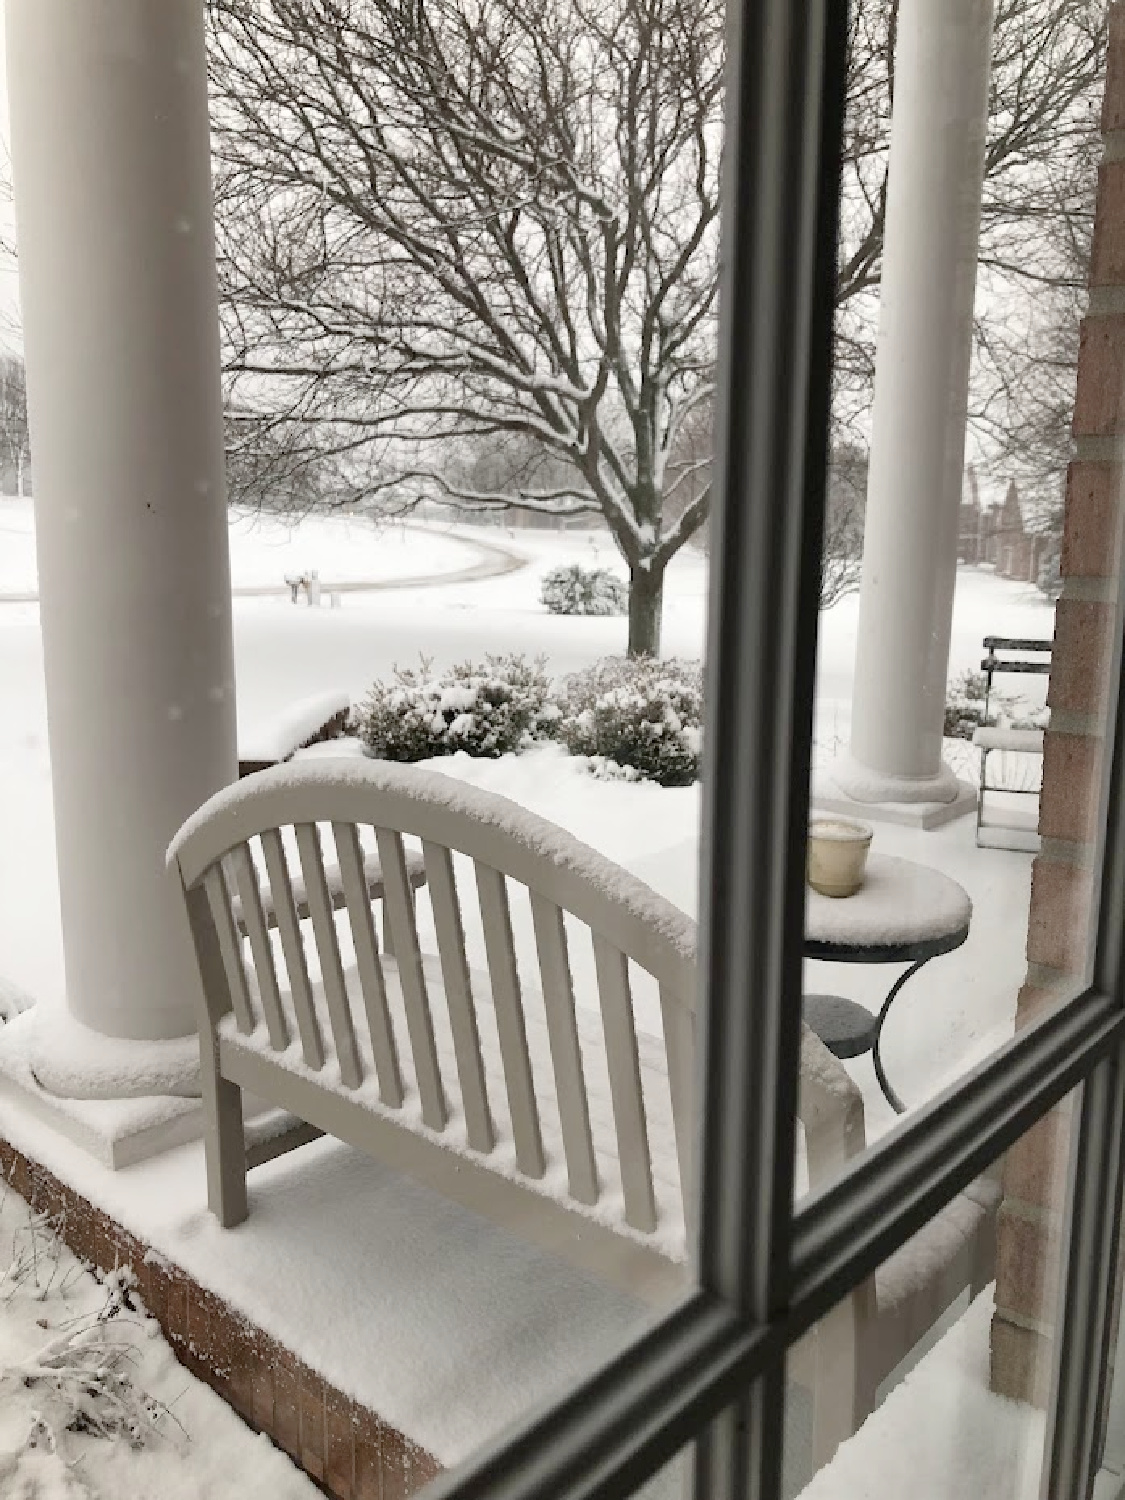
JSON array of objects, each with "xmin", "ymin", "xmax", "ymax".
[{"xmin": 627, "ymin": 561, "xmax": 664, "ymax": 656}]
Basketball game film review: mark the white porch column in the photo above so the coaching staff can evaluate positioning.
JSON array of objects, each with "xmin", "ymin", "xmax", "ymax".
[
  {"xmin": 835, "ymin": 0, "xmax": 993, "ymax": 811},
  {"xmin": 6, "ymin": 0, "xmax": 237, "ymax": 1040}
]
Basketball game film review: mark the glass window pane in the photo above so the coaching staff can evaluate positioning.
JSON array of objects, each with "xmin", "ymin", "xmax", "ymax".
[
  {"xmin": 787, "ymin": 1090, "xmax": 1078, "ymax": 1497},
  {"xmin": 794, "ymin": 0, "xmax": 1124, "ymax": 1187},
  {"xmin": 0, "ymin": 0, "xmax": 716, "ymax": 1486}
]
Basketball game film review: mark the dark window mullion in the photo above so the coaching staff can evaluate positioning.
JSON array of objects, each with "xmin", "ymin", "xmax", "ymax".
[
  {"xmin": 691, "ymin": 0, "xmax": 846, "ymax": 1493},
  {"xmin": 789, "ymin": 985, "xmax": 1124, "ymax": 1329}
]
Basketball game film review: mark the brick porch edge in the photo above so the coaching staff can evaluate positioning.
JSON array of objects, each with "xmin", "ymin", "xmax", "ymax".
[{"xmin": 0, "ymin": 1133, "xmax": 442, "ymax": 1500}]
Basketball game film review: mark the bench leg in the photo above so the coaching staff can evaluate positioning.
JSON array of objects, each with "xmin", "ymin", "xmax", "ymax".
[
  {"xmin": 381, "ymin": 901, "xmax": 395, "ymax": 958},
  {"xmin": 200, "ymin": 1042, "xmax": 248, "ymax": 1227}
]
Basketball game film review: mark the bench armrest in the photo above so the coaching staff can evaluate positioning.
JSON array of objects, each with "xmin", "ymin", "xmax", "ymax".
[{"xmin": 798, "ymin": 1025, "xmax": 867, "ymax": 1189}]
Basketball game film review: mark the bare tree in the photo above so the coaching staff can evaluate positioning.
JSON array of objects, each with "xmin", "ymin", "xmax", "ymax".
[
  {"xmin": 209, "ymin": 0, "xmax": 722, "ymax": 654},
  {"xmin": 0, "ymin": 356, "xmax": 30, "ymax": 498},
  {"xmin": 833, "ymin": 0, "xmax": 1104, "ymax": 456},
  {"xmin": 208, "ymin": 0, "xmax": 1105, "ymax": 653}
]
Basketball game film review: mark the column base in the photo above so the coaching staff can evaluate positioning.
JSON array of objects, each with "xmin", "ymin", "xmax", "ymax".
[
  {"xmin": 814, "ymin": 761, "xmax": 978, "ymax": 831},
  {"xmin": 0, "ymin": 1006, "xmax": 204, "ymax": 1168}
]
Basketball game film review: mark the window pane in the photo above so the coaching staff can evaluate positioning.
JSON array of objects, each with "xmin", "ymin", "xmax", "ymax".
[
  {"xmin": 786, "ymin": 1090, "xmax": 1078, "ymax": 1497},
  {"xmin": 793, "ymin": 0, "xmax": 1123, "ymax": 1182},
  {"xmin": 0, "ymin": 0, "xmax": 715, "ymax": 1486}
]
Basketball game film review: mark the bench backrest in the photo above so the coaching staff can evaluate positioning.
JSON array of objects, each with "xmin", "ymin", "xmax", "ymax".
[{"xmin": 169, "ymin": 759, "xmax": 701, "ymax": 1238}]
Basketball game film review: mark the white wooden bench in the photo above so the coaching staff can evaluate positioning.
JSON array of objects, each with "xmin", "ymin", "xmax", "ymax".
[{"xmin": 168, "ymin": 760, "xmax": 997, "ymax": 1467}]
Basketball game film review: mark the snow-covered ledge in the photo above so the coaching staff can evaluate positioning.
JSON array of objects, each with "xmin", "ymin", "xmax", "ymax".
[{"xmin": 827, "ymin": 0, "xmax": 993, "ymax": 831}]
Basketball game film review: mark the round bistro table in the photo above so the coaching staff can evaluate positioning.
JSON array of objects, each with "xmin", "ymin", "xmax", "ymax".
[{"xmin": 802, "ymin": 852, "xmax": 972, "ymax": 1114}]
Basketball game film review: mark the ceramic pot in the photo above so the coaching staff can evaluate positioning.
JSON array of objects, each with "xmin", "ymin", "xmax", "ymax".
[{"xmin": 807, "ymin": 817, "xmax": 873, "ymax": 898}]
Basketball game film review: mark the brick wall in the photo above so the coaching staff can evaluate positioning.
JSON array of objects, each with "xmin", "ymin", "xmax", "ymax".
[
  {"xmin": 0, "ymin": 1136, "xmax": 441, "ymax": 1500},
  {"xmin": 990, "ymin": 2, "xmax": 1125, "ymax": 1403}
]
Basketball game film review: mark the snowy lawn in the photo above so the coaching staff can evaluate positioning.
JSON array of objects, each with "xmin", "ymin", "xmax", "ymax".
[
  {"xmin": 0, "ymin": 1167, "xmax": 320, "ymax": 1500},
  {"xmin": 0, "ymin": 507, "xmax": 1056, "ymax": 1139},
  {"xmin": 0, "ymin": 501, "xmax": 494, "ymax": 595}
]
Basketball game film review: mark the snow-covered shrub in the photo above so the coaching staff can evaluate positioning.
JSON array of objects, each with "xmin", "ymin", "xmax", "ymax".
[
  {"xmin": 540, "ymin": 564, "xmax": 628, "ymax": 616},
  {"xmin": 355, "ymin": 654, "xmax": 559, "ymax": 761},
  {"xmin": 557, "ymin": 656, "xmax": 704, "ymax": 786},
  {"xmin": 943, "ymin": 669, "xmax": 996, "ymax": 741}
]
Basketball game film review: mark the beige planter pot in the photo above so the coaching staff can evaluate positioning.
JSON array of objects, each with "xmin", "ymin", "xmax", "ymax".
[{"xmin": 807, "ymin": 817, "xmax": 874, "ymax": 898}]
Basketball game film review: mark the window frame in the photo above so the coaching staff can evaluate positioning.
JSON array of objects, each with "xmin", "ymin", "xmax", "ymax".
[{"xmin": 420, "ymin": 0, "xmax": 1125, "ymax": 1497}]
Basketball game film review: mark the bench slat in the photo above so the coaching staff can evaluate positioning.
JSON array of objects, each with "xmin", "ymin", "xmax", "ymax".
[
  {"xmin": 295, "ymin": 823, "xmax": 363, "ymax": 1088},
  {"xmin": 476, "ymin": 864, "xmax": 546, "ymax": 1179},
  {"xmin": 376, "ymin": 828, "xmax": 448, "ymax": 1130},
  {"xmin": 530, "ymin": 894, "xmax": 598, "ymax": 1204},
  {"xmin": 423, "ymin": 842, "xmax": 495, "ymax": 1153},
  {"xmin": 260, "ymin": 829, "xmax": 326, "ymax": 1069},
  {"xmin": 660, "ymin": 983, "xmax": 695, "ymax": 1218},
  {"xmin": 204, "ymin": 866, "xmax": 256, "ymax": 1035},
  {"xmin": 230, "ymin": 843, "xmax": 290, "ymax": 1052},
  {"xmin": 592, "ymin": 936, "xmax": 656, "ymax": 1233},
  {"xmin": 333, "ymin": 823, "xmax": 404, "ymax": 1108}
]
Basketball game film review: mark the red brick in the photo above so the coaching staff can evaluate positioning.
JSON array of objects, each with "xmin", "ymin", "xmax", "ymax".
[
  {"xmin": 1001, "ymin": 1108, "xmax": 1073, "ymax": 1209},
  {"xmin": 1061, "ymin": 462, "xmax": 1124, "ymax": 579},
  {"xmin": 353, "ymin": 1407, "xmax": 384, "ymax": 1500},
  {"xmin": 66, "ymin": 1200, "xmax": 100, "ymax": 1269},
  {"xmin": 381, "ymin": 1427, "xmax": 413, "ymax": 1500},
  {"xmin": 185, "ymin": 1287, "xmax": 214, "ymax": 1374},
  {"xmin": 300, "ymin": 1367, "xmax": 326, "ymax": 1482},
  {"xmin": 164, "ymin": 1267, "xmax": 190, "ymax": 1348},
  {"xmin": 1039, "ymin": 731, "xmax": 1106, "ymax": 843},
  {"xmin": 1106, "ymin": 3, "xmax": 1125, "ymax": 133},
  {"xmin": 325, "ymin": 1388, "xmax": 356, "ymax": 1499},
  {"xmin": 1047, "ymin": 599, "xmax": 1117, "ymax": 718},
  {"xmin": 1025, "ymin": 856, "xmax": 1096, "ymax": 974},
  {"xmin": 1012, "ymin": 980, "xmax": 1071, "ymax": 1033},
  {"xmin": 990, "ymin": 1316, "xmax": 1054, "ymax": 1407},
  {"xmin": 272, "ymin": 1351, "xmax": 303, "ymax": 1462},
  {"xmin": 995, "ymin": 1206, "xmax": 1064, "ymax": 1328},
  {"xmin": 252, "ymin": 1334, "xmax": 276, "ymax": 1432},
  {"xmin": 1073, "ymin": 316, "xmax": 1125, "ymax": 436},
  {"xmin": 411, "ymin": 1446, "xmax": 441, "ymax": 1489},
  {"xmin": 1092, "ymin": 163, "xmax": 1125, "ymax": 287},
  {"xmin": 219, "ymin": 1316, "xmax": 259, "ymax": 1423}
]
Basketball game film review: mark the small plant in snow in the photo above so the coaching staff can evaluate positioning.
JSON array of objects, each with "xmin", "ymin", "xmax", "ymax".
[
  {"xmin": 943, "ymin": 670, "xmax": 997, "ymax": 742},
  {"xmin": 944, "ymin": 668, "xmax": 1048, "ymax": 742},
  {"xmin": 355, "ymin": 654, "xmax": 560, "ymax": 761},
  {"xmin": 540, "ymin": 564, "xmax": 628, "ymax": 616},
  {"xmin": 557, "ymin": 656, "xmax": 704, "ymax": 786},
  {"xmin": 0, "ymin": 1182, "xmax": 184, "ymax": 1468}
]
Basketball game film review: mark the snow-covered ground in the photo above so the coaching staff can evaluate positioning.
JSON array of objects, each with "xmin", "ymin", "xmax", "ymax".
[
  {"xmin": 0, "ymin": 503, "xmax": 1065, "ymax": 1492},
  {"xmin": 800, "ymin": 1290, "xmax": 1046, "ymax": 1500},
  {"xmin": 0, "ymin": 1168, "xmax": 320, "ymax": 1499},
  {"xmin": 0, "ymin": 503, "xmax": 1057, "ymax": 1135},
  {"xmin": 0, "ymin": 501, "xmax": 503, "ymax": 596}
]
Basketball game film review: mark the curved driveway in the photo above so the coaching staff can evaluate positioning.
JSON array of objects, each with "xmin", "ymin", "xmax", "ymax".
[{"xmin": 0, "ymin": 524, "xmax": 529, "ymax": 604}]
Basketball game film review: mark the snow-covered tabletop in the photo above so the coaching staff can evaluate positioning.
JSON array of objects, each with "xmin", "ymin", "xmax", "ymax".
[{"xmin": 804, "ymin": 854, "xmax": 972, "ymax": 962}]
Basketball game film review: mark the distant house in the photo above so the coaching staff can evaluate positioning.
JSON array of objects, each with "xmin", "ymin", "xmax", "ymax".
[{"xmin": 958, "ymin": 472, "xmax": 1052, "ymax": 583}]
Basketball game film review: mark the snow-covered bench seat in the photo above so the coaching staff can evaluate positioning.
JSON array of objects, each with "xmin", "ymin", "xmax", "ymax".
[{"xmin": 168, "ymin": 760, "xmax": 997, "ymax": 1467}]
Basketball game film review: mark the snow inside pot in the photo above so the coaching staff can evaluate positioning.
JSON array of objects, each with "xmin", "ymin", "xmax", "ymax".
[{"xmin": 807, "ymin": 817, "xmax": 874, "ymax": 898}]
